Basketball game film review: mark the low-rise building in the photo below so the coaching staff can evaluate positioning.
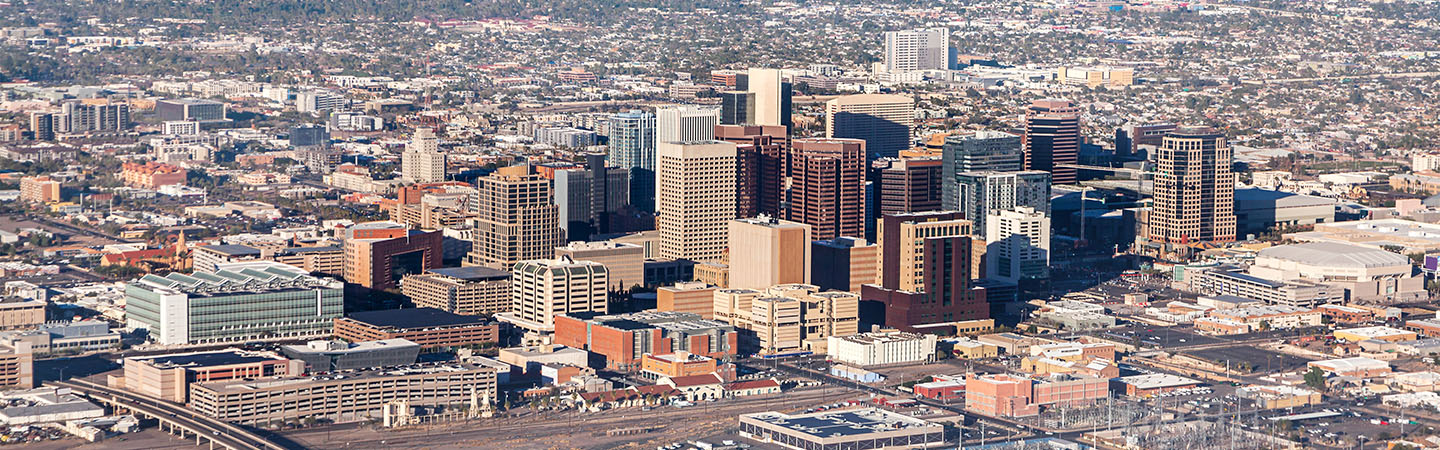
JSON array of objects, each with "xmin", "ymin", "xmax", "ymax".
[
  {"xmin": 1237, "ymin": 385, "xmax": 1323, "ymax": 409},
  {"xmin": 117, "ymin": 350, "xmax": 303, "ymax": 402},
  {"xmin": 945, "ymin": 338, "xmax": 999, "ymax": 359},
  {"xmin": 826, "ymin": 331, "xmax": 937, "ymax": 367},
  {"xmin": 913, "ymin": 376, "xmax": 966, "ymax": 401},
  {"xmin": 1334, "ymin": 326, "xmax": 1417, "ymax": 343},
  {"xmin": 332, "ymin": 308, "xmax": 500, "ymax": 350},
  {"xmin": 400, "ymin": 267, "xmax": 512, "ymax": 316},
  {"xmin": 189, "ymin": 362, "xmax": 498, "ymax": 425},
  {"xmin": 738, "ymin": 408, "xmax": 944, "ymax": 450},
  {"xmin": 658, "ymin": 373, "xmax": 725, "ymax": 401},
  {"xmin": 1206, "ymin": 305, "xmax": 1321, "ymax": 330},
  {"xmin": 1309, "ymin": 357, "xmax": 1391, "ymax": 377},
  {"xmin": 553, "ymin": 311, "xmax": 737, "ymax": 371},
  {"xmin": 1116, "ymin": 374, "xmax": 1202, "ymax": 398},
  {"xmin": 0, "ymin": 387, "xmax": 105, "ymax": 426},
  {"xmin": 279, "ymin": 339, "xmax": 421, "ymax": 373},
  {"xmin": 497, "ymin": 345, "xmax": 589, "ymax": 375},
  {"xmin": 0, "ymin": 320, "xmax": 120, "ymax": 356},
  {"xmin": 640, "ymin": 351, "xmax": 718, "ymax": 379}
]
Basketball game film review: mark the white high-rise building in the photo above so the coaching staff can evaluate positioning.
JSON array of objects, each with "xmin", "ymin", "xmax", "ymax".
[
  {"xmin": 655, "ymin": 105, "xmax": 721, "ymax": 197},
  {"xmin": 497, "ymin": 256, "xmax": 608, "ymax": 339},
  {"xmin": 402, "ymin": 127, "xmax": 446, "ymax": 183},
  {"xmin": 883, "ymin": 28, "xmax": 950, "ymax": 73},
  {"xmin": 984, "ymin": 206, "xmax": 1051, "ymax": 284},
  {"xmin": 656, "ymin": 105, "xmax": 720, "ymax": 144},
  {"xmin": 657, "ymin": 140, "xmax": 738, "ymax": 261}
]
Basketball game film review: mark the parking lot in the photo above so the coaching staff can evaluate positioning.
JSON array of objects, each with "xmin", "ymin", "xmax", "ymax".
[{"xmin": 1184, "ymin": 346, "xmax": 1312, "ymax": 374}]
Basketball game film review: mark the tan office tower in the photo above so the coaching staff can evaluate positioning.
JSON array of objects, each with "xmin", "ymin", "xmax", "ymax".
[
  {"xmin": 555, "ymin": 241, "xmax": 644, "ymax": 293},
  {"xmin": 498, "ymin": 256, "xmax": 608, "ymax": 337},
  {"xmin": 1149, "ymin": 126, "xmax": 1237, "ymax": 244},
  {"xmin": 657, "ymin": 281, "xmax": 718, "ymax": 318},
  {"xmin": 748, "ymin": 68, "xmax": 786, "ymax": 127},
  {"xmin": 751, "ymin": 296, "xmax": 803, "ymax": 355},
  {"xmin": 402, "ymin": 127, "xmax": 446, "ymax": 183},
  {"xmin": 788, "ymin": 138, "xmax": 866, "ymax": 240},
  {"xmin": 825, "ymin": 94, "xmax": 914, "ymax": 159},
  {"xmin": 468, "ymin": 168, "xmax": 564, "ymax": 269},
  {"xmin": 876, "ymin": 212, "xmax": 974, "ymax": 292},
  {"xmin": 713, "ymin": 288, "xmax": 761, "ymax": 327},
  {"xmin": 728, "ymin": 217, "xmax": 812, "ymax": 290},
  {"xmin": 657, "ymin": 140, "xmax": 738, "ymax": 261}
]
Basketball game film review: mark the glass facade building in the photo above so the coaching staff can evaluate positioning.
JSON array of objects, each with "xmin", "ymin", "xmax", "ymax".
[{"xmin": 125, "ymin": 261, "xmax": 344, "ymax": 345}]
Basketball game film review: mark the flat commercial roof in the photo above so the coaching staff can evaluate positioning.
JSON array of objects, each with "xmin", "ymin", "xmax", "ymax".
[
  {"xmin": 743, "ymin": 408, "xmax": 937, "ymax": 438},
  {"xmin": 1267, "ymin": 411, "xmax": 1341, "ymax": 422},
  {"xmin": 1258, "ymin": 242, "xmax": 1409, "ymax": 268},
  {"xmin": 427, "ymin": 266, "xmax": 512, "ymax": 282},
  {"xmin": 1119, "ymin": 374, "xmax": 1201, "ymax": 390},
  {"xmin": 344, "ymin": 308, "xmax": 490, "ymax": 330},
  {"xmin": 200, "ymin": 244, "xmax": 262, "ymax": 257},
  {"xmin": 137, "ymin": 350, "xmax": 278, "ymax": 368}
]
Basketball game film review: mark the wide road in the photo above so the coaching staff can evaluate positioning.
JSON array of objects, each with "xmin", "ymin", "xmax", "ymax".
[{"xmin": 52, "ymin": 379, "xmax": 289, "ymax": 450}]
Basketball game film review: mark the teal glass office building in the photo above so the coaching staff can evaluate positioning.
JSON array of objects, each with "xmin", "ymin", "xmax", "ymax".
[{"xmin": 125, "ymin": 261, "xmax": 344, "ymax": 345}]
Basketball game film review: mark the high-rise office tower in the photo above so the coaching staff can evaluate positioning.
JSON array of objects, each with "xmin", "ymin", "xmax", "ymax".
[
  {"xmin": 402, "ymin": 127, "xmax": 446, "ymax": 183},
  {"xmin": 826, "ymin": 94, "xmax": 915, "ymax": 160},
  {"xmin": 719, "ymin": 91, "xmax": 755, "ymax": 125},
  {"xmin": 985, "ymin": 206, "xmax": 1051, "ymax": 284},
  {"xmin": 656, "ymin": 105, "xmax": 720, "ymax": 144},
  {"xmin": 554, "ymin": 241, "xmax": 644, "ymax": 294},
  {"xmin": 608, "ymin": 110, "xmax": 657, "ymax": 211},
  {"xmin": 1115, "ymin": 122, "xmax": 1178, "ymax": 159},
  {"xmin": 716, "ymin": 124, "xmax": 787, "ymax": 219},
  {"xmin": 940, "ymin": 131, "xmax": 1023, "ymax": 210},
  {"xmin": 467, "ymin": 167, "xmax": 564, "ymax": 269},
  {"xmin": 864, "ymin": 211, "xmax": 987, "ymax": 331},
  {"xmin": 1148, "ymin": 127, "xmax": 1236, "ymax": 244},
  {"xmin": 787, "ymin": 138, "xmax": 867, "ymax": 240},
  {"xmin": 1023, "ymin": 100, "xmax": 1080, "ymax": 185},
  {"xmin": 883, "ymin": 27, "xmax": 950, "ymax": 73},
  {"xmin": 747, "ymin": 68, "xmax": 792, "ymax": 128},
  {"xmin": 655, "ymin": 105, "xmax": 721, "ymax": 198},
  {"xmin": 657, "ymin": 140, "xmax": 738, "ymax": 261},
  {"xmin": 871, "ymin": 157, "xmax": 943, "ymax": 219},
  {"xmin": 953, "ymin": 170, "xmax": 1051, "ymax": 238},
  {"xmin": 500, "ymin": 256, "xmax": 608, "ymax": 336},
  {"xmin": 554, "ymin": 154, "xmax": 630, "ymax": 241},
  {"xmin": 343, "ymin": 222, "xmax": 443, "ymax": 291},
  {"xmin": 810, "ymin": 237, "xmax": 879, "ymax": 293},
  {"xmin": 728, "ymin": 217, "xmax": 811, "ymax": 290}
]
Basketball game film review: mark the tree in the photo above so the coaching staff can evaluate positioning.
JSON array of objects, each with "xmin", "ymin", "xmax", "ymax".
[{"xmin": 1304, "ymin": 367, "xmax": 1327, "ymax": 390}]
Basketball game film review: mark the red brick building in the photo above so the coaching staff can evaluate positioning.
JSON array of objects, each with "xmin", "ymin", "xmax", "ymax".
[
  {"xmin": 121, "ymin": 161, "xmax": 187, "ymax": 189},
  {"xmin": 553, "ymin": 311, "xmax": 738, "ymax": 371}
]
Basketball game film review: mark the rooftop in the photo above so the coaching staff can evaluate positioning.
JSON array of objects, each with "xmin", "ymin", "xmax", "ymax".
[
  {"xmin": 196, "ymin": 362, "xmax": 495, "ymax": 392},
  {"xmin": 132, "ymin": 262, "xmax": 337, "ymax": 297},
  {"xmin": 198, "ymin": 244, "xmax": 262, "ymax": 257},
  {"xmin": 343, "ymin": 308, "xmax": 492, "ymax": 330},
  {"xmin": 1336, "ymin": 326, "xmax": 1414, "ymax": 338},
  {"xmin": 132, "ymin": 350, "xmax": 285, "ymax": 369},
  {"xmin": 1257, "ymin": 242, "xmax": 1410, "ymax": 268},
  {"xmin": 280, "ymin": 338, "xmax": 419, "ymax": 355},
  {"xmin": 426, "ymin": 266, "xmax": 512, "ymax": 282},
  {"xmin": 1119, "ymin": 373, "xmax": 1202, "ymax": 390},
  {"xmin": 741, "ymin": 407, "xmax": 938, "ymax": 438}
]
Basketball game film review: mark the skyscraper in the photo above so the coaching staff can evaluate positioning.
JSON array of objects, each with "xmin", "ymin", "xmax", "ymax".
[
  {"xmin": 719, "ymin": 91, "xmax": 755, "ymax": 125},
  {"xmin": 402, "ymin": 127, "xmax": 446, "ymax": 184},
  {"xmin": 787, "ymin": 138, "xmax": 867, "ymax": 240},
  {"xmin": 657, "ymin": 140, "xmax": 738, "ymax": 261},
  {"xmin": 728, "ymin": 217, "xmax": 811, "ymax": 290},
  {"xmin": 863, "ymin": 211, "xmax": 987, "ymax": 331},
  {"xmin": 656, "ymin": 105, "xmax": 720, "ymax": 144},
  {"xmin": 467, "ymin": 167, "xmax": 564, "ymax": 269},
  {"xmin": 656, "ymin": 105, "xmax": 721, "ymax": 199},
  {"xmin": 28, "ymin": 112, "xmax": 55, "ymax": 141},
  {"xmin": 810, "ymin": 237, "xmax": 879, "ymax": 293},
  {"xmin": 940, "ymin": 131, "xmax": 1023, "ymax": 210},
  {"xmin": 747, "ymin": 68, "xmax": 792, "ymax": 128},
  {"xmin": 953, "ymin": 170, "xmax": 1052, "ymax": 238},
  {"xmin": 883, "ymin": 27, "xmax": 950, "ymax": 73},
  {"xmin": 554, "ymin": 154, "xmax": 630, "ymax": 241},
  {"xmin": 608, "ymin": 110, "xmax": 657, "ymax": 211},
  {"xmin": 1148, "ymin": 127, "xmax": 1236, "ymax": 244},
  {"xmin": 985, "ymin": 206, "xmax": 1051, "ymax": 284},
  {"xmin": 60, "ymin": 101, "xmax": 130, "ymax": 133},
  {"xmin": 826, "ymin": 94, "xmax": 915, "ymax": 160},
  {"xmin": 1023, "ymin": 100, "xmax": 1080, "ymax": 185},
  {"xmin": 716, "ymin": 124, "xmax": 787, "ymax": 219},
  {"xmin": 871, "ymin": 157, "xmax": 943, "ymax": 219}
]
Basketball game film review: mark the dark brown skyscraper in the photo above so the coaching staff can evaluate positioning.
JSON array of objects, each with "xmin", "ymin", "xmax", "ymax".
[
  {"xmin": 870, "ymin": 157, "xmax": 943, "ymax": 220},
  {"xmin": 1148, "ymin": 126, "xmax": 1236, "ymax": 244},
  {"xmin": 787, "ymin": 138, "xmax": 866, "ymax": 240},
  {"xmin": 716, "ymin": 124, "xmax": 788, "ymax": 219},
  {"xmin": 1023, "ymin": 99, "xmax": 1080, "ymax": 185}
]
